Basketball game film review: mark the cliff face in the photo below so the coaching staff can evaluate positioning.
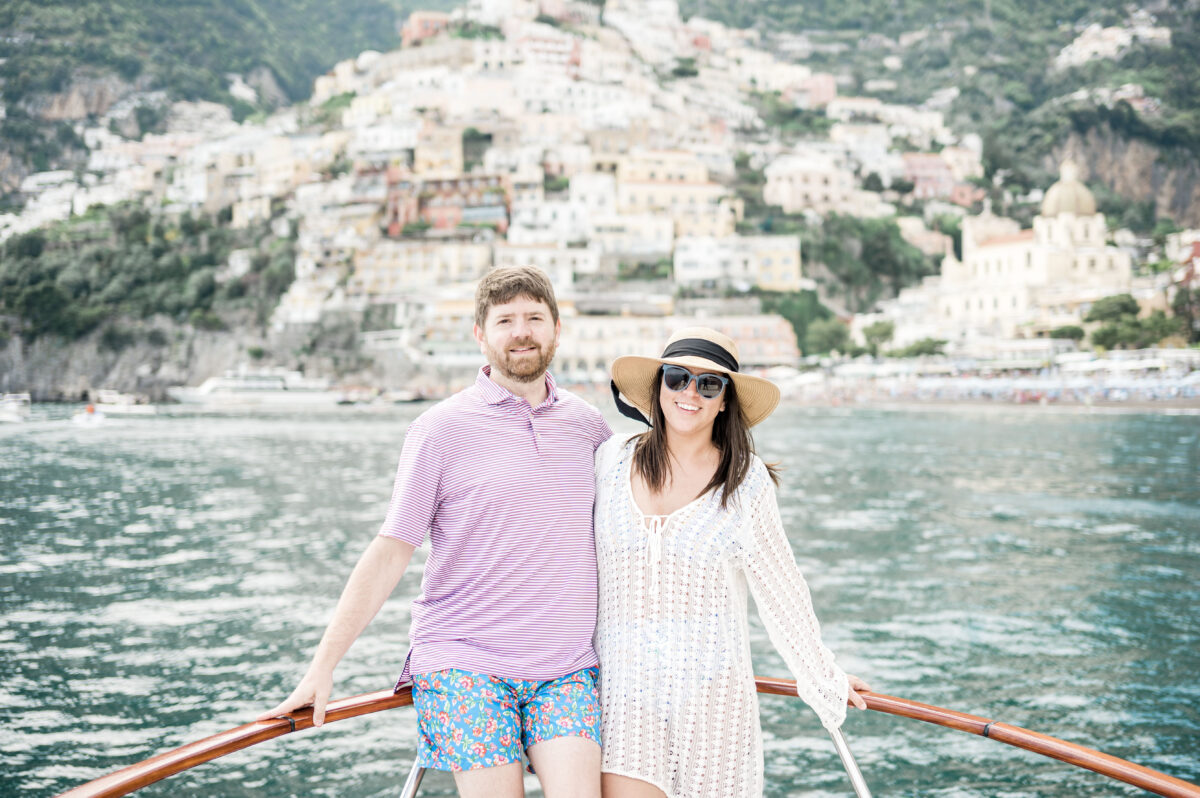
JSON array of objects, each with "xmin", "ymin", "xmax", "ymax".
[
  {"xmin": 30, "ymin": 74, "xmax": 138, "ymax": 122},
  {"xmin": 0, "ymin": 320, "xmax": 258, "ymax": 402},
  {"xmin": 1051, "ymin": 126, "xmax": 1200, "ymax": 227},
  {"xmin": 0, "ymin": 313, "xmax": 401, "ymax": 402}
]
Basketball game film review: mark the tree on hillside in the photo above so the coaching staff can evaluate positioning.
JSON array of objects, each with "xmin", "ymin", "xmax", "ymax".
[
  {"xmin": 1084, "ymin": 294, "xmax": 1140, "ymax": 323},
  {"xmin": 1084, "ymin": 293, "xmax": 1184, "ymax": 349},
  {"xmin": 862, "ymin": 320, "xmax": 894, "ymax": 356},
  {"xmin": 758, "ymin": 289, "xmax": 831, "ymax": 353},
  {"xmin": 887, "ymin": 337, "xmax": 947, "ymax": 357},
  {"xmin": 804, "ymin": 317, "xmax": 849, "ymax": 355},
  {"xmin": 931, "ymin": 214, "xmax": 963, "ymax": 260},
  {"xmin": 1049, "ymin": 325, "xmax": 1085, "ymax": 341},
  {"xmin": 1172, "ymin": 287, "xmax": 1200, "ymax": 344},
  {"xmin": 812, "ymin": 214, "xmax": 932, "ymax": 311}
]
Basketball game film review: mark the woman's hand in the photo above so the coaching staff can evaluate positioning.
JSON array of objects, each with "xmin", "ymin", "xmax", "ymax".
[{"xmin": 847, "ymin": 673, "xmax": 872, "ymax": 711}]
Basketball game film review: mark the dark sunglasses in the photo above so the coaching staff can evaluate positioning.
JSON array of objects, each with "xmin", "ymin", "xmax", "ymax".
[{"xmin": 661, "ymin": 364, "xmax": 729, "ymax": 399}]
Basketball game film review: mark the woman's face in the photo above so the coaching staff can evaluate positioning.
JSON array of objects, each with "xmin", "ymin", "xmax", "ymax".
[{"xmin": 657, "ymin": 365, "xmax": 727, "ymax": 439}]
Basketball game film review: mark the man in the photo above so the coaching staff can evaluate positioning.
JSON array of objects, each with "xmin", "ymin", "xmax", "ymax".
[{"xmin": 260, "ymin": 266, "xmax": 612, "ymax": 798}]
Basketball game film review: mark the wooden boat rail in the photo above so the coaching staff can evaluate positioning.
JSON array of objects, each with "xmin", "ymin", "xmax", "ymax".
[{"xmin": 58, "ymin": 677, "xmax": 1200, "ymax": 798}]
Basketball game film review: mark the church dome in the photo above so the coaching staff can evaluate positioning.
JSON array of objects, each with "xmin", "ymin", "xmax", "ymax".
[{"xmin": 1041, "ymin": 160, "xmax": 1096, "ymax": 217}]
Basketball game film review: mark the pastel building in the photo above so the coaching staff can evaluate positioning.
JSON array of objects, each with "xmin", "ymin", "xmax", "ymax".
[
  {"xmin": 401, "ymin": 11, "xmax": 452, "ymax": 48},
  {"xmin": 763, "ymin": 152, "xmax": 855, "ymax": 215},
  {"xmin": 348, "ymin": 240, "xmax": 493, "ymax": 298},
  {"xmin": 853, "ymin": 162, "xmax": 1134, "ymax": 350},
  {"xmin": 492, "ymin": 242, "xmax": 595, "ymax": 282},
  {"xmin": 673, "ymin": 235, "xmax": 804, "ymax": 292},
  {"xmin": 556, "ymin": 313, "xmax": 801, "ymax": 383}
]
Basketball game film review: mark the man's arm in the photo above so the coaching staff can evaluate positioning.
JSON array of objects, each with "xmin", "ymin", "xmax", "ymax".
[{"xmin": 257, "ymin": 535, "xmax": 416, "ymax": 726}]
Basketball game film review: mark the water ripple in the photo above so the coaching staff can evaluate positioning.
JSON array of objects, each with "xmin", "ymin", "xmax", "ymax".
[{"xmin": 1, "ymin": 406, "xmax": 1197, "ymax": 796}]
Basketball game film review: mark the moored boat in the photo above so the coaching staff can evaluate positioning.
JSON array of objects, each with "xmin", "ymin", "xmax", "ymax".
[
  {"xmin": 55, "ymin": 677, "xmax": 1200, "ymax": 798},
  {"xmin": 94, "ymin": 390, "xmax": 157, "ymax": 416},
  {"xmin": 167, "ymin": 366, "xmax": 342, "ymax": 407}
]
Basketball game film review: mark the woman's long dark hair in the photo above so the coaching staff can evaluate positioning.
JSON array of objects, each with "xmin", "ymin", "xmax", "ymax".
[{"xmin": 631, "ymin": 367, "xmax": 779, "ymax": 509}]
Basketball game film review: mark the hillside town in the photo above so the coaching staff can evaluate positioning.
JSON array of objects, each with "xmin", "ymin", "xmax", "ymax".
[{"xmin": 3, "ymin": 0, "xmax": 1198, "ymax": 401}]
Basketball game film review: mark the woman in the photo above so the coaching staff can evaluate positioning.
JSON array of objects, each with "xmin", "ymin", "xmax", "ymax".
[{"xmin": 594, "ymin": 327, "xmax": 870, "ymax": 798}]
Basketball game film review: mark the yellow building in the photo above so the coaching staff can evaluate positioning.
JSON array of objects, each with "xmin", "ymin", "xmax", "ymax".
[
  {"xmin": 414, "ymin": 120, "xmax": 464, "ymax": 176},
  {"xmin": 349, "ymin": 241, "xmax": 492, "ymax": 298}
]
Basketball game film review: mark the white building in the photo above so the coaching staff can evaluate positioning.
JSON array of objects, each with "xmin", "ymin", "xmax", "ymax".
[
  {"xmin": 507, "ymin": 198, "xmax": 592, "ymax": 245},
  {"xmin": 853, "ymin": 162, "xmax": 1134, "ymax": 351},
  {"xmin": 493, "ymin": 242, "xmax": 595, "ymax": 282},
  {"xmin": 673, "ymin": 235, "xmax": 805, "ymax": 292},
  {"xmin": 590, "ymin": 212, "xmax": 675, "ymax": 257},
  {"xmin": 763, "ymin": 152, "xmax": 856, "ymax": 215},
  {"xmin": 1055, "ymin": 21, "xmax": 1171, "ymax": 70}
]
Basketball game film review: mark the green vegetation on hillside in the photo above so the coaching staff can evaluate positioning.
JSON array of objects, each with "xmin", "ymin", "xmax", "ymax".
[
  {"xmin": 752, "ymin": 211, "xmax": 933, "ymax": 313},
  {"xmin": 0, "ymin": 204, "xmax": 296, "ymax": 342},
  {"xmin": 1085, "ymin": 293, "xmax": 1184, "ymax": 349},
  {"xmin": 686, "ymin": 0, "xmax": 1200, "ymax": 197},
  {"xmin": 0, "ymin": 2, "xmax": 400, "ymax": 109},
  {"xmin": 758, "ymin": 288, "xmax": 831, "ymax": 356}
]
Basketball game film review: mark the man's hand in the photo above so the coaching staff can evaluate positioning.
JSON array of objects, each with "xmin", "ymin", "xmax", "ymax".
[
  {"xmin": 847, "ymin": 673, "xmax": 872, "ymax": 711},
  {"xmin": 252, "ymin": 537, "xmax": 415, "ymax": 728},
  {"xmin": 257, "ymin": 669, "xmax": 334, "ymax": 726}
]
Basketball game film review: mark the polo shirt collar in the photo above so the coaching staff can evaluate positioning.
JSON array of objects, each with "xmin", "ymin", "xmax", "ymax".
[{"xmin": 477, "ymin": 365, "xmax": 559, "ymax": 407}]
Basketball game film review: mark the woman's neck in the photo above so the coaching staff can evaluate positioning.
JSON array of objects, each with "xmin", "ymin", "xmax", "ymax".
[{"xmin": 666, "ymin": 428, "xmax": 719, "ymax": 469}]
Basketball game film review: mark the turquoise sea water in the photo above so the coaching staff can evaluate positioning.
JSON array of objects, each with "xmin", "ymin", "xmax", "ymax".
[{"xmin": 1, "ymin": 403, "xmax": 1198, "ymax": 797}]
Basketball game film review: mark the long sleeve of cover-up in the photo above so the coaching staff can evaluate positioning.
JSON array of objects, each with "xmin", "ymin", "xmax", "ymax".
[{"xmin": 737, "ymin": 466, "xmax": 849, "ymax": 731}]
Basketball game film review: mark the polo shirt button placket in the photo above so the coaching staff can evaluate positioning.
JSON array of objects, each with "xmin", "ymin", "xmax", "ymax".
[{"xmin": 529, "ymin": 415, "xmax": 541, "ymax": 452}]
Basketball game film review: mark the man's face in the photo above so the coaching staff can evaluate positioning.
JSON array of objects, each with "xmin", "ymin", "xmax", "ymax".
[{"xmin": 473, "ymin": 294, "xmax": 560, "ymax": 384}]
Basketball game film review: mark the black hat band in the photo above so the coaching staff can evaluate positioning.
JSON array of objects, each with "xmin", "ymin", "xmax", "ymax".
[{"xmin": 660, "ymin": 338, "xmax": 739, "ymax": 372}]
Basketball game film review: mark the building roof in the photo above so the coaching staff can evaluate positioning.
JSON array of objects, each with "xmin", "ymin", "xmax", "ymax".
[
  {"xmin": 978, "ymin": 230, "xmax": 1035, "ymax": 247},
  {"xmin": 1041, "ymin": 160, "xmax": 1097, "ymax": 217}
]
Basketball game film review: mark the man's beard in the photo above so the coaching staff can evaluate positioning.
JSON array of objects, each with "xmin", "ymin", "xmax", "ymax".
[{"xmin": 487, "ymin": 338, "xmax": 557, "ymax": 383}]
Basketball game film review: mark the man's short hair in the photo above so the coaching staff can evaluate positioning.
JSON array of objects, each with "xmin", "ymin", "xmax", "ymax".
[{"xmin": 474, "ymin": 266, "xmax": 560, "ymax": 327}]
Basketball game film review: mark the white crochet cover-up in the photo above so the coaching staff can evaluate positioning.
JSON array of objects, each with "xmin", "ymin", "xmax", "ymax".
[{"xmin": 593, "ymin": 436, "xmax": 849, "ymax": 798}]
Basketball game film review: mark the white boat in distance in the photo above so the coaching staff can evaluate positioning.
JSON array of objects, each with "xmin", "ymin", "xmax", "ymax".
[
  {"xmin": 167, "ymin": 367, "xmax": 341, "ymax": 407},
  {"xmin": 0, "ymin": 393, "xmax": 32, "ymax": 423},
  {"xmin": 95, "ymin": 390, "xmax": 158, "ymax": 416}
]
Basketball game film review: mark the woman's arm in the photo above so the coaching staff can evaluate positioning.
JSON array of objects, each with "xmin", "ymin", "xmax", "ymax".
[{"xmin": 739, "ymin": 468, "xmax": 861, "ymax": 730}]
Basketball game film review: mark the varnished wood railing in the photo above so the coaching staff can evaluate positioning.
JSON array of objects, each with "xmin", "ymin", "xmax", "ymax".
[
  {"xmin": 57, "ymin": 688, "xmax": 414, "ymax": 798},
  {"xmin": 756, "ymin": 676, "xmax": 1200, "ymax": 798},
  {"xmin": 58, "ymin": 678, "xmax": 1200, "ymax": 798}
]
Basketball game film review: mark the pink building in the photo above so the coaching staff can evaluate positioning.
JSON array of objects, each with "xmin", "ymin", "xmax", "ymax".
[
  {"xmin": 788, "ymin": 73, "xmax": 837, "ymax": 109},
  {"xmin": 401, "ymin": 11, "xmax": 451, "ymax": 48},
  {"xmin": 902, "ymin": 153, "xmax": 955, "ymax": 200},
  {"xmin": 950, "ymin": 182, "xmax": 987, "ymax": 208},
  {"xmin": 387, "ymin": 172, "xmax": 511, "ymax": 236}
]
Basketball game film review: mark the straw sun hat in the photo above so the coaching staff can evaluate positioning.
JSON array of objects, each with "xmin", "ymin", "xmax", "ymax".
[{"xmin": 610, "ymin": 327, "xmax": 781, "ymax": 427}]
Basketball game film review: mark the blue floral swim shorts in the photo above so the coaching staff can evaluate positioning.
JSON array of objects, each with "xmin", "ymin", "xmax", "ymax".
[{"xmin": 411, "ymin": 667, "xmax": 601, "ymax": 772}]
